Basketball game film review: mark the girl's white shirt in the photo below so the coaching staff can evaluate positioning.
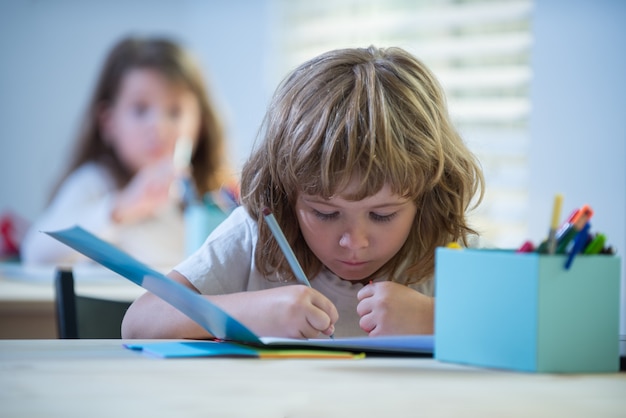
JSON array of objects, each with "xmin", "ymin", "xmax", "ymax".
[{"xmin": 21, "ymin": 162, "xmax": 184, "ymax": 270}]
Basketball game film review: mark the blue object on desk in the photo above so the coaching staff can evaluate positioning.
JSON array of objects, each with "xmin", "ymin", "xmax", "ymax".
[
  {"xmin": 46, "ymin": 226, "xmax": 261, "ymax": 344},
  {"xmin": 126, "ymin": 335, "xmax": 434, "ymax": 358},
  {"xmin": 184, "ymin": 197, "xmax": 229, "ymax": 256},
  {"xmin": 435, "ymin": 248, "xmax": 621, "ymax": 373},
  {"xmin": 125, "ymin": 341, "xmax": 261, "ymax": 358}
]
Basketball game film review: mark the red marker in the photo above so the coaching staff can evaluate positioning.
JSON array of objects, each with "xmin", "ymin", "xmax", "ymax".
[{"xmin": 516, "ymin": 240, "xmax": 535, "ymax": 253}]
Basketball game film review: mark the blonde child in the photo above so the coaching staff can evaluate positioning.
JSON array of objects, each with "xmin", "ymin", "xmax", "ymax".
[
  {"xmin": 21, "ymin": 36, "xmax": 230, "ymax": 268},
  {"xmin": 122, "ymin": 46, "xmax": 484, "ymax": 339}
]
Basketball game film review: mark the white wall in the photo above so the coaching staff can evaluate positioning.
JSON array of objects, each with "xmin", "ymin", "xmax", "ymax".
[
  {"xmin": 529, "ymin": 0, "xmax": 626, "ymax": 333},
  {"xmin": 0, "ymin": 0, "xmax": 272, "ymax": 221}
]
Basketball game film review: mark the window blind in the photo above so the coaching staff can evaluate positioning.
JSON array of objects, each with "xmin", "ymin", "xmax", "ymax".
[{"xmin": 270, "ymin": 0, "xmax": 533, "ymax": 248}]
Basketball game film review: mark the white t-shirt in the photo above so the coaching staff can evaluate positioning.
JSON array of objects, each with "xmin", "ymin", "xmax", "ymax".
[
  {"xmin": 174, "ymin": 206, "xmax": 434, "ymax": 338},
  {"xmin": 21, "ymin": 162, "xmax": 184, "ymax": 270}
]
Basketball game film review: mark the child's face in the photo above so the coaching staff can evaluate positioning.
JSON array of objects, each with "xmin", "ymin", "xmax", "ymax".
[
  {"xmin": 295, "ymin": 181, "xmax": 417, "ymax": 282},
  {"xmin": 101, "ymin": 68, "xmax": 201, "ymax": 173}
]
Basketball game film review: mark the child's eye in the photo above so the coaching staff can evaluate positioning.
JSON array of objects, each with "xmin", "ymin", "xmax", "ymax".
[
  {"xmin": 369, "ymin": 212, "xmax": 397, "ymax": 223},
  {"xmin": 313, "ymin": 210, "xmax": 339, "ymax": 221},
  {"xmin": 132, "ymin": 103, "xmax": 149, "ymax": 117}
]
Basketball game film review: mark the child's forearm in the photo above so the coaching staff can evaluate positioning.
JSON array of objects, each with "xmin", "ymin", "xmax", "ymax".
[
  {"xmin": 121, "ymin": 269, "xmax": 213, "ymax": 339},
  {"xmin": 121, "ymin": 291, "xmax": 212, "ymax": 339},
  {"xmin": 122, "ymin": 269, "xmax": 337, "ymax": 339}
]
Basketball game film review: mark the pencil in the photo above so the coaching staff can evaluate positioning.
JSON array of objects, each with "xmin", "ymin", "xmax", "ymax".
[
  {"xmin": 262, "ymin": 207, "xmax": 335, "ymax": 339},
  {"xmin": 172, "ymin": 136, "xmax": 197, "ymax": 204},
  {"xmin": 262, "ymin": 207, "xmax": 311, "ymax": 287},
  {"xmin": 547, "ymin": 194, "xmax": 563, "ymax": 255}
]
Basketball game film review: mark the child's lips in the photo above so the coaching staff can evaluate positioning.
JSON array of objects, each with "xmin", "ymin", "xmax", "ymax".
[{"xmin": 340, "ymin": 260, "xmax": 368, "ymax": 266}]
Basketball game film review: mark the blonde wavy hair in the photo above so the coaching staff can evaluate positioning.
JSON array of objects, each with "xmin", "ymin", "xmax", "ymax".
[{"xmin": 241, "ymin": 46, "xmax": 484, "ymax": 285}]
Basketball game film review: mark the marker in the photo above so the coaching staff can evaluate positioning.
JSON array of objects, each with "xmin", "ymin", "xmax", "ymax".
[
  {"xmin": 516, "ymin": 240, "xmax": 535, "ymax": 253},
  {"xmin": 547, "ymin": 194, "xmax": 563, "ymax": 254},
  {"xmin": 262, "ymin": 207, "xmax": 334, "ymax": 338},
  {"xmin": 564, "ymin": 222, "xmax": 591, "ymax": 270},
  {"xmin": 583, "ymin": 233, "xmax": 606, "ymax": 255},
  {"xmin": 555, "ymin": 208, "xmax": 580, "ymax": 239},
  {"xmin": 555, "ymin": 205, "xmax": 594, "ymax": 254}
]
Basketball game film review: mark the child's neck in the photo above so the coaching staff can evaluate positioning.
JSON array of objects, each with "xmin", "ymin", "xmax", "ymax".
[{"xmin": 343, "ymin": 276, "xmax": 375, "ymax": 286}]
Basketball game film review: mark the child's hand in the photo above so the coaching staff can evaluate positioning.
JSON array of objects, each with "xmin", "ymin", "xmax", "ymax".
[
  {"xmin": 356, "ymin": 281, "xmax": 434, "ymax": 336},
  {"xmin": 249, "ymin": 285, "xmax": 338, "ymax": 339},
  {"xmin": 112, "ymin": 158, "xmax": 176, "ymax": 224}
]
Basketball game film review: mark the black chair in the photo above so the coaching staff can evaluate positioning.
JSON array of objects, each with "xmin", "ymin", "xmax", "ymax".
[{"xmin": 54, "ymin": 268, "xmax": 132, "ymax": 339}]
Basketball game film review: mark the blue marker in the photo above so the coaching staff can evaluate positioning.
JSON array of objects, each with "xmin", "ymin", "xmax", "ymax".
[{"xmin": 564, "ymin": 222, "xmax": 591, "ymax": 270}]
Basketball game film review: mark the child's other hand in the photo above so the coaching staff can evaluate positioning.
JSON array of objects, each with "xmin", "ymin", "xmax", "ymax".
[
  {"xmin": 356, "ymin": 281, "xmax": 434, "ymax": 336},
  {"xmin": 112, "ymin": 158, "xmax": 176, "ymax": 224},
  {"xmin": 253, "ymin": 285, "xmax": 338, "ymax": 339}
]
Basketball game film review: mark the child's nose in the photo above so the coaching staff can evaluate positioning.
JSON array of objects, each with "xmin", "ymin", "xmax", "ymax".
[
  {"xmin": 156, "ymin": 112, "xmax": 176, "ymax": 131},
  {"xmin": 338, "ymin": 226, "xmax": 369, "ymax": 250},
  {"xmin": 148, "ymin": 113, "xmax": 177, "ymax": 142}
]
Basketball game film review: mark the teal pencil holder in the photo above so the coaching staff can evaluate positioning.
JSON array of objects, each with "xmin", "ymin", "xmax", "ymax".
[
  {"xmin": 434, "ymin": 248, "xmax": 621, "ymax": 373},
  {"xmin": 183, "ymin": 201, "xmax": 229, "ymax": 256}
]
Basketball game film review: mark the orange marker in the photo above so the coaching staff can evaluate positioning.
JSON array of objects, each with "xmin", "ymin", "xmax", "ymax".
[{"xmin": 555, "ymin": 205, "xmax": 593, "ymax": 254}]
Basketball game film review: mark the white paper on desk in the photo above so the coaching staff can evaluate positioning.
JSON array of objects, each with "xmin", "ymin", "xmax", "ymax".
[
  {"xmin": 46, "ymin": 226, "xmax": 434, "ymax": 355},
  {"xmin": 261, "ymin": 335, "xmax": 433, "ymax": 354}
]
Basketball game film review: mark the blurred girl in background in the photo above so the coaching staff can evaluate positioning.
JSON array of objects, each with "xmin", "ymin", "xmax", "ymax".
[{"xmin": 21, "ymin": 36, "xmax": 232, "ymax": 269}]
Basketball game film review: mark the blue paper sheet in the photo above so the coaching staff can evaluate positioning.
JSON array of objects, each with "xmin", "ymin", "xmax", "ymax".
[
  {"xmin": 46, "ymin": 226, "xmax": 260, "ymax": 344},
  {"xmin": 125, "ymin": 341, "xmax": 261, "ymax": 358}
]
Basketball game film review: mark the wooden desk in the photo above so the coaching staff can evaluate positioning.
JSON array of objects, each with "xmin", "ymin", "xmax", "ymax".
[
  {"xmin": 0, "ymin": 264, "xmax": 145, "ymax": 339},
  {"xmin": 0, "ymin": 339, "xmax": 624, "ymax": 417}
]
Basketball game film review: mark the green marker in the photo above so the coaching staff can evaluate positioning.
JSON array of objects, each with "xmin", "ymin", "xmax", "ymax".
[{"xmin": 583, "ymin": 233, "xmax": 606, "ymax": 255}]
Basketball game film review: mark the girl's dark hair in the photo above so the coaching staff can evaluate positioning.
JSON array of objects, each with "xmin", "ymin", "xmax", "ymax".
[{"xmin": 53, "ymin": 35, "xmax": 228, "ymax": 198}]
